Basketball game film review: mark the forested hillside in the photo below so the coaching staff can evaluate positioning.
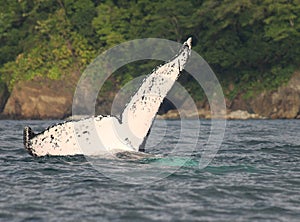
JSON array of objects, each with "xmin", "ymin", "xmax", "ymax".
[{"xmin": 0, "ymin": 0, "xmax": 299, "ymax": 118}]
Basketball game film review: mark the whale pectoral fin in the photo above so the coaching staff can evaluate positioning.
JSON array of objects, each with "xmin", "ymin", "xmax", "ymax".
[{"xmin": 23, "ymin": 126, "xmax": 36, "ymax": 156}]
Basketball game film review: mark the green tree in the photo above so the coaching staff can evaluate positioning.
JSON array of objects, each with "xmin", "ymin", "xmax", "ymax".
[
  {"xmin": 63, "ymin": 0, "xmax": 97, "ymax": 40},
  {"xmin": 1, "ymin": 2, "xmax": 95, "ymax": 90},
  {"xmin": 1, "ymin": 0, "xmax": 300, "ymax": 98},
  {"xmin": 140, "ymin": 0, "xmax": 194, "ymax": 42},
  {"xmin": 191, "ymin": 0, "xmax": 300, "ymax": 91}
]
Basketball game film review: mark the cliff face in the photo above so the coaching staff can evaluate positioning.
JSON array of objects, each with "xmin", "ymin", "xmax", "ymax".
[
  {"xmin": 3, "ymin": 79, "xmax": 73, "ymax": 119},
  {"xmin": 256, "ymin": 72, "xmax": 300, "ymax": 118},
  {"xmin": 1, "ymin": 71, "xmax": 300, "ymax": 119},
  {"xmin": 230, "ymin": 71, "xmax": 300, "ymax": 119}
]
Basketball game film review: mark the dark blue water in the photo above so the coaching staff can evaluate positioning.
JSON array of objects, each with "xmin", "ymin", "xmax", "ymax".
[{"xmin": 0, "ymin": 119, "xmax": 299, "ymax": 221}]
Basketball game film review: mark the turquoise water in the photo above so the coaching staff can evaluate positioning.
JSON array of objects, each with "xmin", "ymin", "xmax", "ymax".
[{"xmin": 0, "ymin": 120, "xmax": 299, "ymax": 221}]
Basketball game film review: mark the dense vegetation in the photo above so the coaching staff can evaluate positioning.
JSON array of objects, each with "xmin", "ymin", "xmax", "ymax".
[{"xmin": 0, "ymin": 0, "xmax": 299, "ymax": 100}]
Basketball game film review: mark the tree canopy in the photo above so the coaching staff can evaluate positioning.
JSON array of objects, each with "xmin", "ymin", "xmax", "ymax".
[{"xmin": 0, "ymin": 0, "xmax": 299, "ymax": 98}]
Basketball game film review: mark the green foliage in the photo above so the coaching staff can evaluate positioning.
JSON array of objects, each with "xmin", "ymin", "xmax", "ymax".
[
  {"xmin": 1, "ymin": 3, "xmax": 96, "ymax": 90},
  {"xmin": 182, "ymin": 80, "xmax": 206, "ymax": 102},
  {"xmin": 92, "ymin": 2, "xmax": 127, "ymax": 47},
  {"xmin": 191, "ymin": 0, "xmax": 300, "ymax": 98},
  {"xmin": 140, "ymin": 0, "xmax": 194, "ymax": 41},
  {"xmin": 0, "ymin": 0, "xmax": 299, "ymax": 99},
  {"xmin": 64, "ymin": 0, "xmax": 96, "ymax": 38},
  {"xmin": 260, "ymin": 65, "xmax": 295, "ymax": 90}
]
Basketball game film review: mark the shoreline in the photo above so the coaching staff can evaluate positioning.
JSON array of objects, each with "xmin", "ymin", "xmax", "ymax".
[{"xmin": 1, "ymin": 109, "xmax": 300, "ymax": 121}]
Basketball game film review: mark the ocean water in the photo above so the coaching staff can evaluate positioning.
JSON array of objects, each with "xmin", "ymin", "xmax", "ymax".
[{"xmin": 0, "ymin": 119, "xmax": 299, "ymax": 221}]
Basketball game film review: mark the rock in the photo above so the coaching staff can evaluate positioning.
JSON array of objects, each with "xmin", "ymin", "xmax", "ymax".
[
  {"xmin": 226, "ymin": 110, "xmax": 261, "ymax": 120},
  {"xmin": 158, "ymin": 109, "xmax": 262, "ymax": 120},
  {"xmin": 230, "ymin": 93, "xmax": 253, "ymax": 112},
  {"xmin": 157, "ymin": 109, "xmax": 211, "ymax": 119},
  {"xmin": 3, "ymin": 79, "xmax": 73, "ymax": 119},
  {"xmin": 198, "ymin": 109, "xmax": 211, "ymax": 119},
  {"xmin": 64, "ymin": 115, "xmax": 90, "ymax": 121},
  {"xmin": 157, "ymin": 109, "xmax": 180, "ymax": 119},
  {"xmin": 250, "ymin": 71, "xmax": 300, "ymax": 119},
  {"xmin": 229, "ymin": 71, "xmax": 300, "ymax": 119},
  {"xmin": 3, "ymin": 70, "xmax": 300, "ymax": 119}
]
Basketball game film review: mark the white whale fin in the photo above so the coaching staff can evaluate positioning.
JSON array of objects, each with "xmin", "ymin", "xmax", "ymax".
[
  {"xmin": 23, "ymin": 38, "xmax": 192, "ymax": 157},
  {"xmin": 120, "ymin": 37, "xmax": 192, "ymax": 150}
]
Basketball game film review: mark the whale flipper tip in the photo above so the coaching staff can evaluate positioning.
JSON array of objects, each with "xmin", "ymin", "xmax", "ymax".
[{"xmin": 186, "ymin": 37, "xmax": 192, "ymax": 49}]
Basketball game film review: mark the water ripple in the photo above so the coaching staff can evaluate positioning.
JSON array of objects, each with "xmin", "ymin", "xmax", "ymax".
[{"xmin": 0, "ymin": 119, "xmax": 299, "ymax": 221}]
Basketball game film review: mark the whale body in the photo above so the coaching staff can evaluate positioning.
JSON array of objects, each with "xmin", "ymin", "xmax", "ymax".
[{"xmin": 23, "ymin": 38, "xmax": 192, "ymax": 157}]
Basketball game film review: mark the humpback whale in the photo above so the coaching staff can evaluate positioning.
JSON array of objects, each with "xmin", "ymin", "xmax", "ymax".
[{"xmin": 23, "ymin": 38, "xmax": 192, "ymax": 157}]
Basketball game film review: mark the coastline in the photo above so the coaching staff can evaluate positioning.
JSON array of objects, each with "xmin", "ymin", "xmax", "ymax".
[
  {"xmin": 156, "ymin": 109, "xmax": 264, "ymax": 120},
  {"xmin": 2, "ymin": 109, "xmax": 298, "ymax": 121},
  {"xmin": 1, "ymin": 71, "xmax": 300, "ymax": 120}
]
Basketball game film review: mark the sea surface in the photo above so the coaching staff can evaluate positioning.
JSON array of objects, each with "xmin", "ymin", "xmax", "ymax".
[{"xmin": 0, "ymin": 119, "xmax": 299, "ymax": 221}]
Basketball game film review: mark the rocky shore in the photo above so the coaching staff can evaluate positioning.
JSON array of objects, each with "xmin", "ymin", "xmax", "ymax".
[
  {"xmin": 157, "ymin": 109, "xmax": 262, "ymax": 120},
  {"xmin": 1, "ymin": 71, "xmax": 300, "ymax": 120}
]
